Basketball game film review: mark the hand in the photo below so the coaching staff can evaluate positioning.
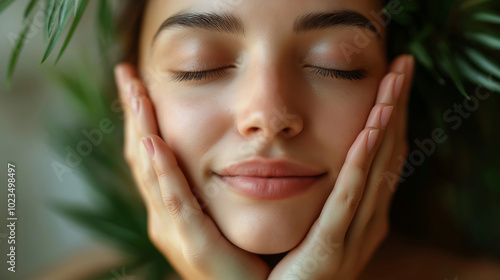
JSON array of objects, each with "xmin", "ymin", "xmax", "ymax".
[
  {"xmin": 114, "ymin": 64, "xmax": 270, "ymax": 280},
  {"xmin": 268, "ymin": 54, "xmax": 415, "ymax": 280}
]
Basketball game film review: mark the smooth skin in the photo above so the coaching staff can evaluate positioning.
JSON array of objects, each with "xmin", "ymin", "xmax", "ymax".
[
  {"xmin": 137, "ymin": 0, "xmax": 391, "ymax": 256},
  {"xmin": 114, "ymin": 54, "xmax": 415, "ymax": 279}
]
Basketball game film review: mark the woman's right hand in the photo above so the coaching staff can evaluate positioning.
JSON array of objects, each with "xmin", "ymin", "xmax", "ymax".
[{"xmin": 114, "ymin": 63, "xmax": 270, "ymax": 280}]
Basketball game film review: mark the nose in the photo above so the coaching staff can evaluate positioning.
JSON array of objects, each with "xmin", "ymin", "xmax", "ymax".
[{"xmin": 236, "ymin": 62, "xmax": 304, "ymax": 140}]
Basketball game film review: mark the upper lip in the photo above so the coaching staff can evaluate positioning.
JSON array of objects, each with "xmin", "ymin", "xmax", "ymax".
[{"xmin": 215, "ymin": 157, "xmax": 327, "ymax": 177}]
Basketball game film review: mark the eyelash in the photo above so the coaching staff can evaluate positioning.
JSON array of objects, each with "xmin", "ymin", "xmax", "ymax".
[
  {"xmin": 308, "ymin": 67, "xmax": 366, "ymax": 81},
  {"xmin": 171, "ymin": 66, "xmax": 366, "ymax": 82},
  {"xmin": 171, "ymin": 67, "xmax": 229, "ymax": 82}
]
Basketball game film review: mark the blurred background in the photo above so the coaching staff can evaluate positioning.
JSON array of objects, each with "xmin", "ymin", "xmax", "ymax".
[
  {"xmin": 0, "ymin": 1, "xmax": 173, "ymax": 279},
  {"xmin": 1, "ymin": 0, "xmax": 500, "ymax": 280}
]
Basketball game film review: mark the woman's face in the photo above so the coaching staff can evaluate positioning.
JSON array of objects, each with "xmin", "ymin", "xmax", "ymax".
[{"xmin": 138, "ymin": 0, "xmax": 387, "ymax": 254}]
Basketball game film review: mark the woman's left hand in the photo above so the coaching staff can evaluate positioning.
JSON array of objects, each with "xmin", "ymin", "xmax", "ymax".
[{"xmin": 268, "ymin": 54, "xmax": 415, "ymax": 280}]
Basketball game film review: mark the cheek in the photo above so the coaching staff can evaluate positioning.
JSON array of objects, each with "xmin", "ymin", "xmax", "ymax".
[
  {"xmin": 151, "ymin": 92, "xmax": 228, "ymax": 174},
  {"xmin": 313, "ymin": 81, "xmax": 377, "ymax": 172}
]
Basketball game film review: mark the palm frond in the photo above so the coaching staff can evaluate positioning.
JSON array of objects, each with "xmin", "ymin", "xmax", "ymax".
[
  {"xmin": 387, "ymin": 0, "xmax": 500, "ymax": 98},
  {"xmin": 2, "ymin": 0, "xmax": 114, "ymax": 85}
]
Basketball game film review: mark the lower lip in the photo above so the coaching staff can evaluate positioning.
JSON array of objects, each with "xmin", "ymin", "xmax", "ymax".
[{"xmin": 214, "ymin": 174, "xmax": 326, "ymax": 200}]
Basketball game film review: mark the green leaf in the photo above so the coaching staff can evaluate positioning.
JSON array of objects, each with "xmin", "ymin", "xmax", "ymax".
[
  {"xmin": 40, "ymin": 0, "xmax": 74, "ymax": 64},
  {"xmin": 44, "ymin": 0, "xmax": 56, "ymax": 38},
  {"xmin": 408, "ymin": 34, "xmax": 446, "ymax": 85},
  {"xmin": 457, "ymin": 56, "xmax": 500, "ymax": 92},
  {"xmin": 437, "ymin": 42, "xmax": 470, "ymax": 99},
  {"xmin": 98, "ymin": 0, "xmax": 114, "ymax": 42},
  {"xmin": 46, "ymin": 0, "xmax": 62, "ymax": 38},
  {"xmin": 6, "ymin": 22, "xmax": 32, "ymax": 89},
  {"xmin": 409, "ymin": 40, "xmax": 434, "ymax": 71},
  {"xmin": 74, "ymin": 0, "xmax": 78, "ymax": 15},
  {"xmin": 464, "ymin": 47, "xmax": 500, "ymax": 79},
  {"xmin": 55, "ymin": 0, "xmax": 89, "ymax": 65},
  {"xmin": 473, "ymin": 12, "xmax": 500, "ymax": 25},
  {"xmin": 465, "ymin": 31, "xmax": 500, "ymax": 50},
  {"xmin": 0, "ymin": 0, "xmax": 15, "ymax": 15},
  {"xmin": 23, "ymin": 0, "xmax": 38, "ymax": 20},
  {"xmin": 460, "ymin": 0, "xmax": 491, "ymax": 11}
]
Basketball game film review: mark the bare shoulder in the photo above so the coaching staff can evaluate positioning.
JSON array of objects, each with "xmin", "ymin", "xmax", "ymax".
[{"xmin": 359, "ymin": 231, "xmax": 500, "ymax": 280}]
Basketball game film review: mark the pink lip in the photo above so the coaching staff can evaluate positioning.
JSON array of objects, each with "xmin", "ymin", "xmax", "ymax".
[{"xmin": 214, "ymin": 158, "xmax": 327, "ymax": 200}]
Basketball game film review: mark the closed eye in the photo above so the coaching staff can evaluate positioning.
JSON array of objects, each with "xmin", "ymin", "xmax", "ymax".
[
  {"xmin": 171, "ymin": 66, "xmax": 366, "ymax": 82},
  {"xmin": 306, "ymin": 66, "xmax": 366, "ymax": 81},
  {"xmin": 171, "ymin": 67, "xmax": 230, "ymax": 82}
]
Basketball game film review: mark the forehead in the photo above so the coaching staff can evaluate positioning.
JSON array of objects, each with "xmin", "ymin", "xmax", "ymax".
[
  {"xmin": 139, "ymin": 0, "xmax": 385, "ymax": 67},
  {"xmin": 143, "ymin": 0, "xmax": 383, "ymax": 33}
]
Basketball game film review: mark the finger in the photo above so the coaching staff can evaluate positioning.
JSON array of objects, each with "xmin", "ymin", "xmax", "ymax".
[
  {"xmin": 353, "ymin": 56, "xmax": 415, "ymax": 268},
  {"xmin": 114, "ymin": 63, "xmax": 159, "ymax": 208},
  {"xmin": 379, "ymin": 55, "xmax": 414, "ymax": 198},
  {"xmin": 114, "ymin": 63, "xmax": 158, "ymax": 137},
  {"xmin": 115, "ymin": 63, "xmax": 137, "ymax": 107},
  {"xmin": 379, "ymin": 56, "xmax": 415, "ymax": 214},
  {"xmin": 341, "ymin": 76, "xmax": 400, "ymax": 273},
  {"xmin": 115, "ymin": 64, "xmax": 148, "ymax": 198},
  {"xmin": 391, "ymin": 55, "xmax": 415, "ymax": 144},
  {"xmin": 345, "ymin": 71, "xmax": 402, "ymax": 239},
  {"xmin": 317, "ymin": 124, "xmax": 383, "ymax": 245},
  {"xmin": 356, "ymin": 55, "xmax": 411, "ymax": 227},
  {"xmin": 143, "ymin": 135, "xmax": 206, "ymax": 240},
  {"xmin": 127, "ymin": 82, "xmax": 160, "ymax": 178}
]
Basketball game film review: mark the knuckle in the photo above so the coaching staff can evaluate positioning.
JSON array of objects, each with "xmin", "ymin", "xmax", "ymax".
[
  {"xmin": 184, "ymin": 248, "xmax": 204, "ymax": 267},
  {"xmin": 344, "ymin": 191, "xmax": 362, "ymax": 212},
  {"xmin": 163, "ymin": 195, "xmax": 184, "ymax": 219},
  {"xmin": 183, "ymin": 237, "xmax": 212, "ymax": 271}
]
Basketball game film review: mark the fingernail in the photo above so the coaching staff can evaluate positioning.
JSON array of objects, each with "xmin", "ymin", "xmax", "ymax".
[
  {"xmin": 380, "ymin": 106, "xmax": 394, "ymax": 129},
  {"xmin": 367, "ymin": 129, "xmax": 379, "ymax": 153},
  {"xmin": 142, "ymin": 137, "xmax": 155, "ymax": 158},
  {"xmin": 394, "ymin": 74, "xmax": 405, "ymax": 100},
  {"xmin": 127, "ymin": 82, "xmax": 142, "ymax": 100},
  {"xmin": 132, "ymin": 97, "xmax": 140, "ymax": 114}
]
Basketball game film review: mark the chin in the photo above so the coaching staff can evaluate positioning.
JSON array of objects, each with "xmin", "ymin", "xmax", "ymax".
[{"xmin": 204, "ymin": 191, "xmax": 326, "ymax": 254}]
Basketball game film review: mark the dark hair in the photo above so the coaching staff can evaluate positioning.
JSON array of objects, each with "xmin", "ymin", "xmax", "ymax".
[{"xmin": 117, "ymin": 0, "xmax": 147, "ymax": 66}]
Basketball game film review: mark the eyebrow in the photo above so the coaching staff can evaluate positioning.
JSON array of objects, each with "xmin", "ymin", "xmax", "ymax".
[{"xmin": 152, "ymin": 10, "xmax": 380, "ymax": 45}]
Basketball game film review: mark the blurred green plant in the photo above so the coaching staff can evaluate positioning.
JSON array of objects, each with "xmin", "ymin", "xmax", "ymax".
[
  {"xmin": 385, "ymin": 0, "xmax": 500, "ymax": 259},
  {"xmin": 44, "ymin": 55, "xmax": 174, "ymax": 279},
  {"xmin": 1, "ymin": 0, "xmax": 174, "ymax": 279}
]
